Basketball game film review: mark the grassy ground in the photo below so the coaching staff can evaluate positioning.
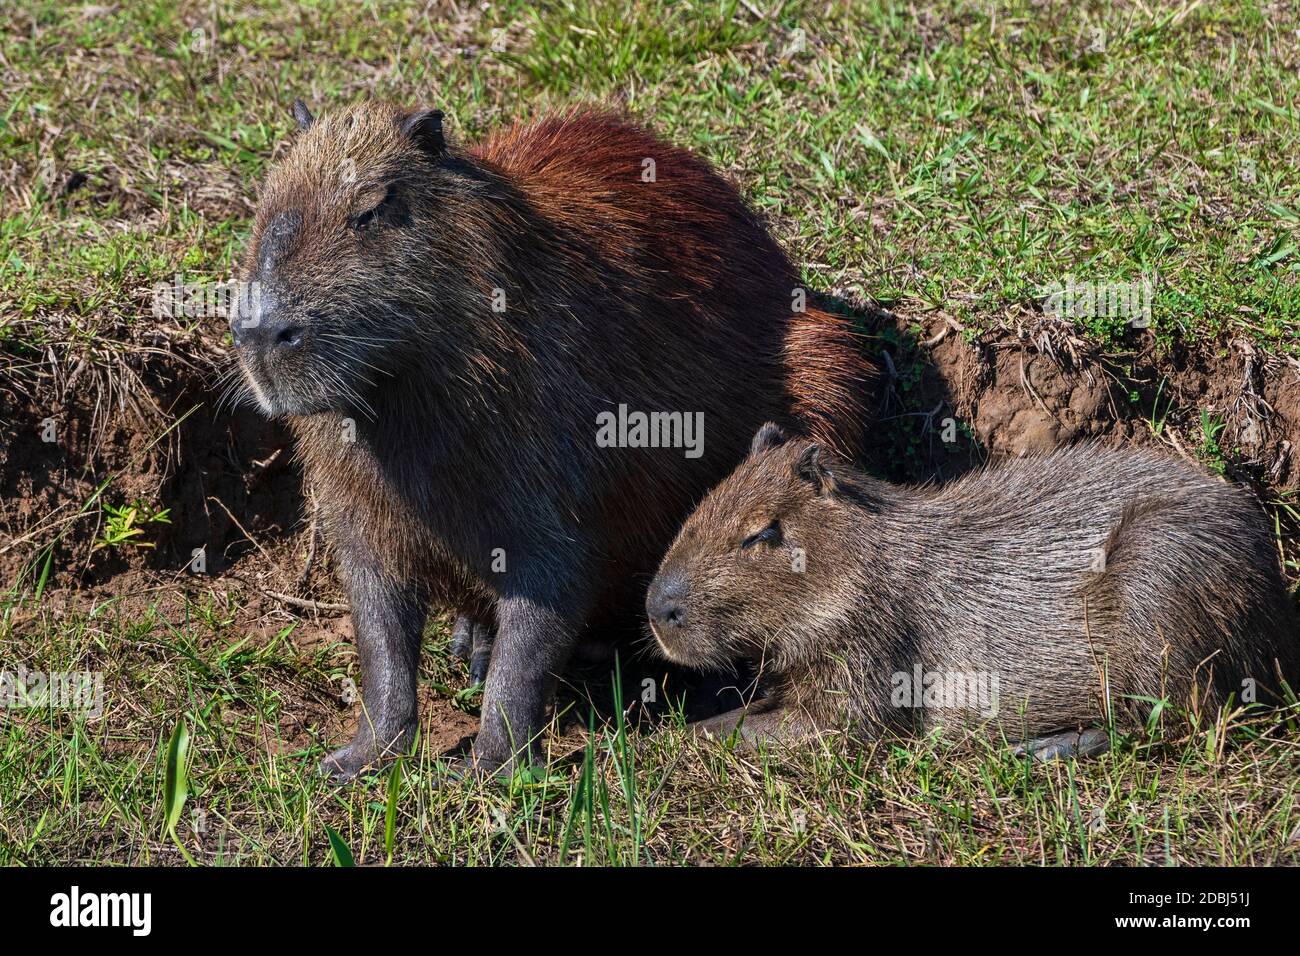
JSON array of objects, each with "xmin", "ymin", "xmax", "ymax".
[
  {"xmin": 4, "ymin": 0, "xmax": 1299, "ymax": 358},
  {"xmin": 2, "ymin": 0, "xmax": 1300, "ymax": 865},
  {"xmin": 6, "ymin": 593, "xmax": 1300, "ymax": 865}
]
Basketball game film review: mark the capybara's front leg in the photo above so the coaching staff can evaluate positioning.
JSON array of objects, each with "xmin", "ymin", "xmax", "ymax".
[
  {"xmin": 469, "ymin": 595, "xmax": 578, "ymax": 774},
  {"xmin": 691, "ymin": 704, "xmax": 818, "ymax": 748},
  {"xmin": 321, "ymin": 553, "xmax": 429, "ymax": 784}
]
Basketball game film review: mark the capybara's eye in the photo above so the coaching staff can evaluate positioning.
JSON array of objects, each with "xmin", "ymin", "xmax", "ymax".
[
  {"xmin": 741, "ymin": 520, "xmax": 782, "ymax": 549},
  {"xmin": 351, "ymin": 184, "xmax": 399, "ymax": 232},
  {"xmin": 352, "ymin": 206, "xmax": 379, "ymax": 231}
]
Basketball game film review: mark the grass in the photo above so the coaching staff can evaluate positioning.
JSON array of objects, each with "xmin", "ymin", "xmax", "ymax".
[
  {"xmin": 4, "ymin": 0, "xmax": 1299, "ymax": 362},
  {"xmin": 2, "ymin": 0, "xmax": 1300, "ymax": 866},
  {"xmin": 4, "ymin": 592, "xmax": 1300, "ymax": 866}
]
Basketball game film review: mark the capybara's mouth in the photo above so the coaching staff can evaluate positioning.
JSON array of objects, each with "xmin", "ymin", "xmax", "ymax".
[
  {"xmin": 648, "ymin": 620, "xmax": 687, "ymax": 664},
  {"xmin": 237, "ymin": 352, "xmax": 347, "ymax": 418},
  {"xmin": 239, "ymin": 361, "xmax": 299, "ymax": 417},
  {"xmin": 648, "ymin": 621, "xmax": 716, "ymax": 670}
]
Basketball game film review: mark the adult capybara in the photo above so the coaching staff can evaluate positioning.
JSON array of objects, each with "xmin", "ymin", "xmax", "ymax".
[
  {"xmin": 229, "ymin": 102, "xmax": 873, "ymax": 780},
  {"xmin": 647, "ymin": 423, "xmax": 1298, "ymax": 757}
]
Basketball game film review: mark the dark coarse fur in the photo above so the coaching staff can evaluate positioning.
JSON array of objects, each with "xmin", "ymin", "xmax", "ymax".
[
  {"xmin": 647, "ymin": 423, "xmax": 1300, "ymax": 747},
  {"xmin": 229, "ymin": 102, "xmax": 873, "ymax": 780}
]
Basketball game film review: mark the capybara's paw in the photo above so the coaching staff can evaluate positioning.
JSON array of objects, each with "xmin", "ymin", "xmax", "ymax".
[
  {"xmin": 439, "ymin": 749, "xmax": 513, "ymax": 787},
  {"xmin": 690, "ymin": 709, "xmax": 749, "ymax": 745},
  {"xmin": 469, "ymin": 648, "xmax": 491, "ymax": 685},
  {"xmin": 689, "ymin": 705, "xmax": 814, "ymax": 748},
  {"xmin": 320, "ymin": 725, "xmax": 416, "ymax": 785},
  {"xmin": 320, "ymin": 742, "xmax": 381, "ymax": 785},
  {"xmin": 1015, "ymin": 729, "xmax": 1109, "ymax": 762},
  {"xmin": 450, "ymin": 616, "xmax": 475, "ymax": 661},
  {"xmin": 439, "ymin": 730, "xmax": 545, "ymax": 786}
]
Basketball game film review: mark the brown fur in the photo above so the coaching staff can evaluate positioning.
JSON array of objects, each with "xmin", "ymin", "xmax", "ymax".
[
  {"xmin": 231, "ymin": 103, "xmax": 874, "ymax": 777},
  {"xmin": 648, "ymin": 424, "xmax": 1300, "ymax": 748}
]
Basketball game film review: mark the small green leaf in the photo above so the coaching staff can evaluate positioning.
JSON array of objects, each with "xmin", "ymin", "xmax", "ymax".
[
  {"xmin": 33, "ymin": 547, "xmax": 53, "ymax": 603},
  {"xmin": 856, "ymin": 125, "xmax": 891, "ymax": 163},
  {"xmin": 163, "ymin": 719, "xmax": 190, "ymax": 836},
  {"xmin": 327, "ymin": 825, "xmax": 355, "ymax": 867}
]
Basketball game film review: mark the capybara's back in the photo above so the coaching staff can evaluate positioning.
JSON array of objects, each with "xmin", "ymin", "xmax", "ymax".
[{"xmin": 915, "ymin": 446, "xmax": 1299, "ymax": 733}]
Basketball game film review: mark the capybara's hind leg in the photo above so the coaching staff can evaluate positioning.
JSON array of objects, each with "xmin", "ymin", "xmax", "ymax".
[
  {"xmin": 1014, "ymin": 729, "xmax": 1109, "ymax": 762},
  {"xmin": 691, "ymin": 705, "xmax": 818, "ymax": 748},
  {"xmin": 450, "ymin": 614, "xmax": 495, "ymax": 684}
]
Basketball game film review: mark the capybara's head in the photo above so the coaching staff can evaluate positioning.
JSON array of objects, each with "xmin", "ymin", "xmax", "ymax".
[
  {"xmin": 646, "ymin": 422, "xmax": 854, "ymax": 670},
  {"xmin": 231, "ymin": 100, "xmax": 499, "ymax": 417}
]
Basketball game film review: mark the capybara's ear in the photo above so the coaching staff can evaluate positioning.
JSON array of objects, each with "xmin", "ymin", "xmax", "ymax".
[
  {"xmin": 401, "ymin": 109, "xmax": 446, "ymax": 155},
  {"xmin": 291, "ymin": 98, "xmax": 315, "ymax": 131},
  {"xmin": 795, "ymin": 443, "xmax": 832, "ymax": 494},
  {"xmin": 750, "ymin": 421, "xmax": 789, "ymax": 456}
]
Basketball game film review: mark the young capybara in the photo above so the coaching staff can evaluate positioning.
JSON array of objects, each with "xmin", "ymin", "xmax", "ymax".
[
  {"xmin": 229, "ymin": 102, "xmax": 873, "ymax": 780},
  {"xmin": 646, "ymin": 423, "xmax": 1299, "ymax": 756}
]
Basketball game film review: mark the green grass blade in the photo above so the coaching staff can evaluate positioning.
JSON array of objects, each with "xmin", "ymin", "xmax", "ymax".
[
  {"xmin": 162, "ymin": 719, "xmax": 189, "ymax": 836},
  {"xmin": 326, "ymin": 825, "xmax": 355, "ymax": 867},
  {"xmin": 384, "ymin": 760, "xmax": 401, "ymax": 863}
]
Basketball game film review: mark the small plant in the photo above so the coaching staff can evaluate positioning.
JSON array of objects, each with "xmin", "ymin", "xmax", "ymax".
[
  {"xmin": 1146, "ymin": 376, "xmax": 1172, "ymax": 438},
  {"xmin": 1197, "ymin": 409, "xmax": 1228, "ymax": 475},
  {"xmin": 431, "ymin": 679, "xmax": 484, "ymax": 714},
  {"xmin": 162, "ymin": 719, "xmax": 196, "ymax": 866},
  {"xmin": 95, "ymin": 499, "xmax": 171, "ymax": 550}
]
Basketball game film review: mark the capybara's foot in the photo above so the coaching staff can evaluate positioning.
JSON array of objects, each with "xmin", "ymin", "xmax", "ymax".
[
  {"xmin": 439, "ymin": 747, "xmax": 528, "ymax": 787},
  {"xmin": 690, "ymin": 705, "xmax": 815, "ymax": 748},
  {"xmin": 691, "ymin": 707, "xmax": 749, "ymax": 742},
  {"xmin": 450, "ymin": 615, "xmax": 472, "ymax": 658},
  {"xmin": 320, "ymin": 742, "xmax": 381, "ymax": 785},
  {"xmin": 1015, "ymin": 728, "xmax": 1109, "ymax": 762},
  {"xmin": 319, "ymin": 724, "xmax": 416, "ymax": 785},
  {"xmin": 435, "ymin": 755, "xmax": 474, "ymax": 786},
  {"xmin": 450, "ymin": 615, "xmax": 494, "ymax": 684},
  {"xmin": 442, "ymin": 753, "xmax": 499, "ymax": 783}
]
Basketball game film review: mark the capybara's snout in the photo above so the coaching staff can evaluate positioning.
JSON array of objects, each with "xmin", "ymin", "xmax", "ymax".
[{"xmin": 646, "ymin": 566, "xmax": 692, "ymax": 657}]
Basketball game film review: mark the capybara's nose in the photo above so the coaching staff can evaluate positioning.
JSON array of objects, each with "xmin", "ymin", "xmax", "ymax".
[
  {"xmin": 231, "ymin": 308, "xmax": 305, "ymax": 354},
  {"xmin": 647, "ymin": 571, "xmax": 688, "ymax": 628},
  {"xmin": 229, "ymin": 286, "xmax": 304, "ymax": 353}
]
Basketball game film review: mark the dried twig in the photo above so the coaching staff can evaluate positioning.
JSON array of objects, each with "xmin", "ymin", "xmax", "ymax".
[{"xmin": 260, "ymin": 589, "xmax": 348, "ymax": 613}]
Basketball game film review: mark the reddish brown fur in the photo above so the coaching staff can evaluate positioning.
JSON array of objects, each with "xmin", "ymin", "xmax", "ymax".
[{"xmin": 469, "ymin": 110, "xmax": 869, "ymax": 458}]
